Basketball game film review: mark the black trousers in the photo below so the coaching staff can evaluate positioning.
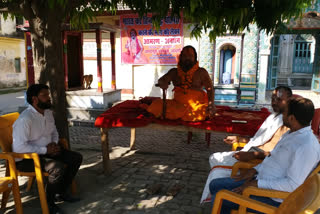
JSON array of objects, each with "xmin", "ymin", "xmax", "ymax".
[{"xmin": 16, "ymin": 149, "xmax": 83, "ymax": 204}]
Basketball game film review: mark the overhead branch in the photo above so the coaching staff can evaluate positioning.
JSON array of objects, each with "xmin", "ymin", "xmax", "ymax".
[{"xmin": 0, "ymin": 1, "xmax": 23, "ymax": 16}]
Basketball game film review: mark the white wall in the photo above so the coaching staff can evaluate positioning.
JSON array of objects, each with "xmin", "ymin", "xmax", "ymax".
[
  {"xmin": 83, "ymin": 32, "xmax": 112, "ymax": 89},
  {"xmin": 0, "ymin": 14, "xmax": 16, "ymax": 35},
  {"xmin": 0, "ymin": 37, "xmax": 26, "ymax": 88}
]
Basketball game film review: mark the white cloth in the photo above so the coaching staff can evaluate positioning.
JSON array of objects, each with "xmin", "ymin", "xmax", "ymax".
[
  {"xmin": 202, "ymin": 113, "xmax": 283, "ymax": 203},
  {"xmin": 12, "ymin": 105, "xmax": 59, "ymax": 159},
  {"xmin": 241, "ymin": 113, "xmax": 283, "ymax": 151},
  {"xmin": 209, "ymin": 113, "xmax": 283, "ymax": 168},
  {"xmin": 200, "ymin": 167, "xmax": 234, "ymax": 203},
  {"xmin": 255, "ymin": 126, "xmax": 320, "ymax": 202}
]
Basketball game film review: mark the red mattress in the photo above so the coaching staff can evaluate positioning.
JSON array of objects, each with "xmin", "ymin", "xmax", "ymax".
[{"xmin": 95, "ymin": 99, "xmax": 270, "ymax": 136}]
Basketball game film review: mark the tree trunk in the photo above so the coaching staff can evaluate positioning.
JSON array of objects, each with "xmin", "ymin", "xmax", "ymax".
[{"xmin": 29, "ymin": 13, "xmax": 69, "ymax": 141}]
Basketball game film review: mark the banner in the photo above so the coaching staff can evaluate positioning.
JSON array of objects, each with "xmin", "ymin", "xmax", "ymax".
[{"xmin": 120, "ymin": 14, "xmax": 183, "ymax": 65}]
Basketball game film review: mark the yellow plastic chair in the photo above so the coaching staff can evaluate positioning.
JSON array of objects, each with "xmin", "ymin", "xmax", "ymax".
[
  {"xmin": 230, "ymin": 159, "xmax": 263, "ymax": 177},
  {"xmin": 227, "ymin": 160, "xmax": 320, "ymax": 209},
  {"xmin": 211, "ymin": 173, "xmax": 320, "ymax": 214},
  {"xmin": 237, "ymin": 162, "xmax": 320, "ymax": 203},
  {"xmin": 232, "ymin": 142, "xmax": 247, "ymax": 151},
  {"xmin": 0, "ymin": 112, "xmax": 78, "ymax": 214},
  {"xmin": 0, "ymin": 153, "xmax": 23, "ymax": 214},
  {"xmin": 0, "ymin": 112, "xmax": 49, "ymax": 214}
]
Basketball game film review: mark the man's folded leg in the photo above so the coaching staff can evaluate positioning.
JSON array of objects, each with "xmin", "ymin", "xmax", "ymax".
[
  {"xmin": 50, "ymin": 149, "xmax": 83, "ymax": 203},
  {"xmin": 16, "ymin": 158, "xmax": 66, "ymax": 214}
]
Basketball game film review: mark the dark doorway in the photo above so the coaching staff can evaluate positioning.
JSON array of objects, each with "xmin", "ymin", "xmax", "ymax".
[{"xmin": 67, "ymin": 34, "xmax": 82, "ymax": 88}]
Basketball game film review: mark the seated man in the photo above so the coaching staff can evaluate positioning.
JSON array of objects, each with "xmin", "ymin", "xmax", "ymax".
[
  {"xmin": 146, "ymin": 45, "xmax": 215, "ymax": 121},
  {"xmin": 201, "ymin": 86, "xmax": 291, "ymax": 203},
  {"xmin": 209, "ymin": 97, "xmax": 320, "ymax": 213},
  {"xmin": 12, "ymin": 84, "xmax": 83, "ymax": 214},
  {"xmin": 210, "ymin": 86, "xmax": 293, "ymax": 168}
]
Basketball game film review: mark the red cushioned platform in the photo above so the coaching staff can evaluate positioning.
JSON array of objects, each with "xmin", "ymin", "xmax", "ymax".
[{"xmin": 95, "ymin": 99, "xmax": 270, "ymax": 136}]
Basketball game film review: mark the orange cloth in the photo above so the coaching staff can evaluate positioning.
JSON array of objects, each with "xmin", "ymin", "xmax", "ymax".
[{"xmin": 147, "ymin": 87, "xmax": 209, "ymax": 121}]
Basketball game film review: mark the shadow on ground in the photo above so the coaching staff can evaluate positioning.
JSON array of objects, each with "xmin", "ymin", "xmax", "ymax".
[{"xmin": 2, "ymin": 126, "xmax": 230, "ymax": 214}]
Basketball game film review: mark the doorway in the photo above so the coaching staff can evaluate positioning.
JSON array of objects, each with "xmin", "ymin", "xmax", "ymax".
[{"xmin": 67, "ymin": 33, "xmax": 83, "ymax": 89}]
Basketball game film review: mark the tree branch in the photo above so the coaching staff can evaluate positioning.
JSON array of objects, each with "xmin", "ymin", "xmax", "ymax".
[
  {"xmin": 0, "ymin": 1, "xmax": 23, "ymax": 16},
  {"xmin": 21, "ymin": 0, "xmax": 36, "ymax": 20}
]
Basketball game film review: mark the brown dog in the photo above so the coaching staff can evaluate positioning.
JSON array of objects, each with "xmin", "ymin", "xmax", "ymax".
[{"xmin": 83, "ymin": 74, "xmax": 93, "ymax": 89}]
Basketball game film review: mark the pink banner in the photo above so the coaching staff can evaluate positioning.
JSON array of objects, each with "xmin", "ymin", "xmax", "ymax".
[{"xmin": 120, "ymin": 14, "xmax": 183, "ymax": 65}]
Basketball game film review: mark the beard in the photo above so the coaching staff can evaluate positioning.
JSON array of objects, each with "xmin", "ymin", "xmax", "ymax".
[
  {"xmin": 272, "ymin": 105, "xmax": 279, "ymax": 113},
  {"xmin": 37, "ymin": 100, "xmax": 52, "ymax": 109},
  {"xmin": 283, "ymin": 120, "xmax": 290, "ymax": 128},
  {"xmin": 179, "ymin": 59, "xmax": 195, "ymax": 72}
]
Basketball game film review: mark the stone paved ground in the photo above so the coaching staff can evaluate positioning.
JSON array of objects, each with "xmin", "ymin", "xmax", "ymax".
[{"xmin": 2, "ymin": 125, "xmax": 231, "ymax": 214}]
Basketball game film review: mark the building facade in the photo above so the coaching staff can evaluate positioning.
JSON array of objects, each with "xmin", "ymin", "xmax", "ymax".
[
  {"xmin": 0, "ymin": 15, "xmax": 26, "ymax": 88},
  {"xmin": 24, "ymin": 2, "xmax": 320, "ymax": 109}
]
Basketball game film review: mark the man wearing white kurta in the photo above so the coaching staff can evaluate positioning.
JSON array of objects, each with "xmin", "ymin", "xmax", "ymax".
[
  {"xmin": 201, "ymin": 86, "xmax": 292, "ymax": 203},
  {"xmin": 209, "ymin": 97, "xmax": 320, "ymax": 213}
]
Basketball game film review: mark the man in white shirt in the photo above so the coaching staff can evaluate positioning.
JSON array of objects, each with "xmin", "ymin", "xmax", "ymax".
[
  {"xmin": 209, "ymin": 97, "xmax": 320, "ymax": 213},
  {"xmin": 201, "ymin": 86, "xmax": 291, "ymax": 203},
  {"xmin": 209, "ymin": 86, "xmax": 293, "ymax": 168},
  {"xmin": 12, "ymin": 84, "xmax": 83, "ymax": 214}
]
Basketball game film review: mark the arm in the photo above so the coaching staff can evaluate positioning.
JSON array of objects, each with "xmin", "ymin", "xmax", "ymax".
[
  {"xmin": 200, "ymin": 68, "xmax": 214, "ymax": 107},
  {"xmin": 48, "ymin": 111, "xmax": 59, "ymax": 144},
  {"xmin": 257, "ymin": 145, "xmax": 318, "ymax": 192},
  {"xmin": 51, "ymin": 127, "xmax": 59, "ymax": 144},
  {"xmin": 12, "ymin": 118, "xmax": 47, "ymax": 154},
  {"xmin": 136, "ymin": 39, "xmax": 143, "ymax": 59},
  {"xmin": 233, "ymin": 151, "xmax": 269, "ymax": 161},
  {"xmin": 224, "ymin": 136, "xmax": 250, "ymax": 145},
  {"xmin": 157, "ymin": 68, "xmax": 176, "ymax": 90},
  {"xmin": 125, "ymin": 39, "xmax": 129, "ymax": 49},
  {"xmin": 238, "ymin": 136, "xmax": 250, "ymax": 144}
]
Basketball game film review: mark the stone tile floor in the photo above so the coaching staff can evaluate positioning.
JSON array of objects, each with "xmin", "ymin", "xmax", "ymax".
[{"xmin": 1, "ymin": 126, "xmax": 231, "ymax": 214}]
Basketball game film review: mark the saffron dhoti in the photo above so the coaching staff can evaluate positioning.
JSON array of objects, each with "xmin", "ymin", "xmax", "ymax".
[{"xmin": 147, "ymin": 87, "xmax": 208, "ymax": 121}]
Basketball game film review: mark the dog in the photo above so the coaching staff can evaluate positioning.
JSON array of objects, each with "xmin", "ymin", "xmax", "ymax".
[{"xmin": 83, "ymin": 74, "xmax": 93, "ymax": 89}]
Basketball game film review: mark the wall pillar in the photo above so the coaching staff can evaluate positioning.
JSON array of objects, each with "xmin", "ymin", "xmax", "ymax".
[{"xmin": 96, "ymin": 29, "xmax": 103, "ymax": 92}]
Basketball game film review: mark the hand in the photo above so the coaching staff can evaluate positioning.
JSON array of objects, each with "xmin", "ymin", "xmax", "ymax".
[
  {"xmin": 156, "ymin": 81, "xmax": 169, "ymax": 90},
  {"xmin": 231, "ymin": 168, "xmax": 257, "ymax": 182},
  {"xmin": 46, "ymin": 142, "xmax": 61, "ymax": 156},
  {"xmin": 233, "ymin": 152, "xmax": 255, "ymax": 161},
  {"xmin": 223, "ymin": 136, "xmax": 238, "ymax": 145},
  {"xmin": 232, "ymin": 180, "xmax": 258, "ymax": 194},
  {"xmin": 206, "ymin": 103, "xmax": 216, "ymax": 119}
]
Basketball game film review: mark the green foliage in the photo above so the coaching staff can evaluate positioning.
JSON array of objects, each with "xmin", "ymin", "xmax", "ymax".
[
  {"xmin": 0, "ymin": 0, "xmax": 313, "ymax": 40},
  {"xmin": 0, "ymin": 0, "xmax": 118, "ymax": 30},
  {"xmin": 69, "ymin": 0, "xmax": 118, "ymax": 29},
  {"xmin": 121, "ymin": 0, "xmax": 313, "ymax": 41}
]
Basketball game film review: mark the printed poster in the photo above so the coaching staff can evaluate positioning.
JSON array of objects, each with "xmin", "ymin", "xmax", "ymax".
[{"xmin": 120, "ymin": 14, "xmax": 183, "ymax": 65}]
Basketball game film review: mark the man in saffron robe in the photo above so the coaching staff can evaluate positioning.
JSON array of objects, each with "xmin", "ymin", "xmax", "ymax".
[
  {"xmin": 123, "ymin": 29, "xmax": 148, "ymax": 64},
  {"xmin": 147, "ymin": 45, "xmax": 215, "ymax": 121}
]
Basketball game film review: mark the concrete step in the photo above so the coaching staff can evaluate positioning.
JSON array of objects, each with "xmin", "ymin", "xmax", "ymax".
[{"xmin": 18, "ymin": 106, "xmax": 108, "ymax": 121}]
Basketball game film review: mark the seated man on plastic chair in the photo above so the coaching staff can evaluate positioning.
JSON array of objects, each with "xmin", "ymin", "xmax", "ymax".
[
  {"xmin": 201, "ymin": 86, "xmax": 292, "ymax": 203},
  {"xmin": 209, "ymin": 97, "xmax": 320, "ymax": 213},
  {"xmin": 209, "ymin": 86, "xmax": 293, "ymax": 167},
  {"xmin": 12, "ymin": 84, "xmax": 83, "ymax": 214}
]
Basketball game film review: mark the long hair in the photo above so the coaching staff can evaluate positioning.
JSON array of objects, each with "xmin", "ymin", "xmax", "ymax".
[{"xmin": 179, "ymin": 45, "xmax": 198, "ymax": 63}]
